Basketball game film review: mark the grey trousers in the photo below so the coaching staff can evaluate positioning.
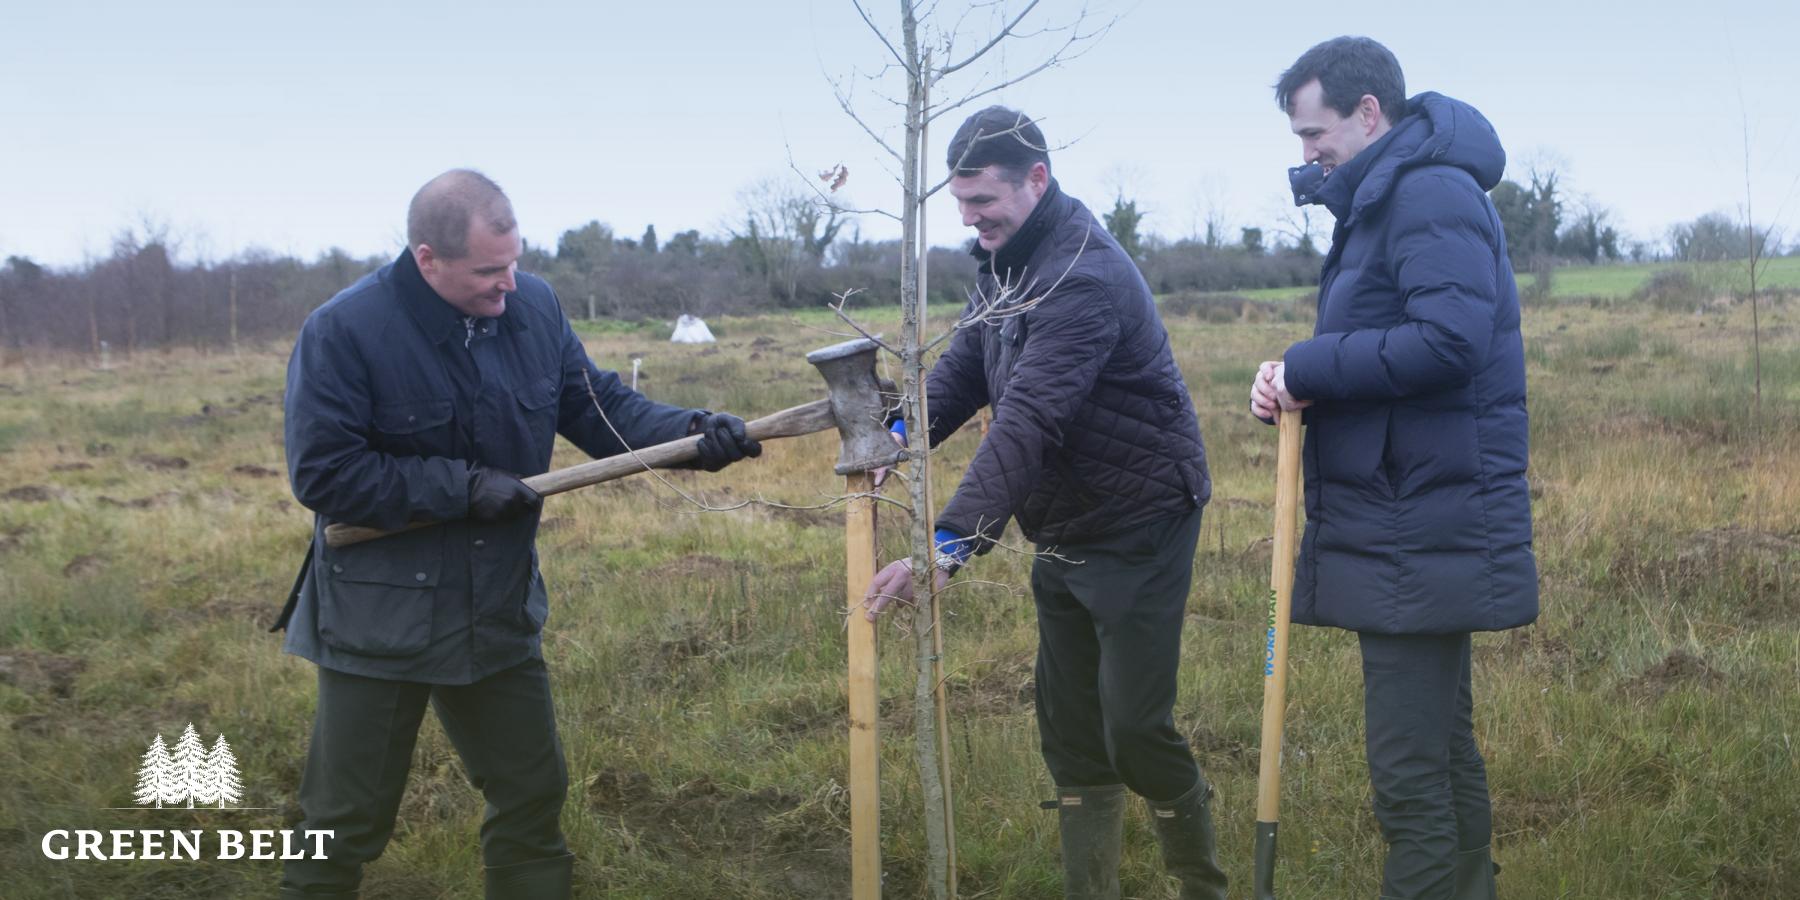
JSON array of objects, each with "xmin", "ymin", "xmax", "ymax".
[
  {"xmin": 279, "ymin": 658, "xmax": 570, "ymax": 894},
  {"xmin": 1359, "ymin": 632, "xmax": 1492, "ymax": 899}
]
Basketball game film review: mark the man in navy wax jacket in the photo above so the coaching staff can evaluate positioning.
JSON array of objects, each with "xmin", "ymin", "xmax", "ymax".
[
  {"xmin": 1250, "ymin": 37, "xmax": 1538, "ymax": 900},
  {"xmin": 275, "ymin": 169, "xmax": 760, "ymax": 899}
]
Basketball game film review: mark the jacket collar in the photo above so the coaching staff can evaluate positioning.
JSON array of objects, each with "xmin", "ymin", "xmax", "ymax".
[
  {"xmin": 972, "ymin": 177, "xmax": 1068, "ymax": 278},
  {"xmin": 390, "ymin": 248, "xmax": 529, "ymax": 344},
  {"xmin": 1314, "ymin": 123, "xmax": 1405, "ymax": 226},
  {"xmin": 1305, "ymin": 92, "xmax": 1506, "ymax": 229}
]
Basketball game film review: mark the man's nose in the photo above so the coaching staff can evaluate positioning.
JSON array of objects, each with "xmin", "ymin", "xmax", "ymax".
[
  {"xmin": 499, "ymin": 265, "xmax": 517, "ymax": 294},
  {"xmin": 960, "ymin": 205, "xmax": 980, "ymax": 227}
]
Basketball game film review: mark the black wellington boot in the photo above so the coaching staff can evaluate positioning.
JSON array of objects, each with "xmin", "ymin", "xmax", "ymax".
[
  {"xmin": 1453, "ymin": 845, "xmax": 1499, "ymax": 900},
  {"xmin": 1056, "ymin": 784, "xmax": 1127, "ymax": 900},
  {"xmin": 1145, "ymin": 779, "xmax": 1229, "ymax": 900},
  {"xmin": 483, "ymin": 852, "xmax": 574, "ymax": 900}
]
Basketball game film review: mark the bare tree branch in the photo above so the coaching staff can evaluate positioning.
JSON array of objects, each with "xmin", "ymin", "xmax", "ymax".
[
  {"xmin": 828, "ymin": 288, "xmax": 904, "ymax": 357},
  {"xmin": 925, "ymin": 17, "xmax": 1115, "ymax": 126},
  {"xmin": 935, "ymin": 0, "xmax": 1041, "ymax": 78},
  {"xmin": 828, "ymin": 74, "xmax": 906, "ymax": 163},
  {"xmin": 851, "ymin": 0, "xmax": 913, "ymax": 74},
  {"xmin": 783, "ymin": 142, "xmax": 902, "ymax": 222},
  {"xmin": 925, "ymin": 227, "xmax": 1090, "ymax": 353}
]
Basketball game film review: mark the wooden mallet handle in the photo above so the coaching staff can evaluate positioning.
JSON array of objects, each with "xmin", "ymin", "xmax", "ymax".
[{"xmin": 322, "ymin": 397, "xmax": 836, "ymax": 548}]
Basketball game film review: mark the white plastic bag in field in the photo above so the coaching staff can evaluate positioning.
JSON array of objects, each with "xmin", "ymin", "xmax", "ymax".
[{"xmin": 670, "ymin": 314, "xmax": 716, "ymax": 344}]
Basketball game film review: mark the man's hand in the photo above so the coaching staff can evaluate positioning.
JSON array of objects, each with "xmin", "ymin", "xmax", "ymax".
[
  {"xmin": 693, "ymin": 412, "xmax": 763, "ymax": 472},
  {"xmin": 1250, "ymin": 360, "xmax": 1312, "ymax": 424},
  {"xmin": 870, "ymin": 424, "xmax": 907, "ymax": 488},
  {"xmin": 468, "ymin": 466, "xmax": 542, "ymax": 522},
  {"xmin": 862, "ymin": 558, "xmax": 951, "ymax": 622}
]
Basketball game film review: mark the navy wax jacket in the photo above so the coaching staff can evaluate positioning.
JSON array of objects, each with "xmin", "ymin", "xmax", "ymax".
[{"xmin": 280, "ymin": 249, "xmax": 700, "ymax": 683}]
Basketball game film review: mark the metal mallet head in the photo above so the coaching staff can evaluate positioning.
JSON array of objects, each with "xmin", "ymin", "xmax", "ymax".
[{"xmin": 806, "ymin": 337, "xmax": 902, "ymax": 476}]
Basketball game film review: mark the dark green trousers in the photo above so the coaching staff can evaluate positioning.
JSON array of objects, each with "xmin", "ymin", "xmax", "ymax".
[
  {"xmin": 280, "ymin": 658, "xmax": 570, "ymax": 894},
  {"xmin": 1031, "ymin": 509, "xmax": 1206, "ymax": 803}
]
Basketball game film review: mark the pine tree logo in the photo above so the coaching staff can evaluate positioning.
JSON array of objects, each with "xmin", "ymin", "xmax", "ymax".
[{"xmin": 132, "ymin": 723, "xmax": 246, "ymax": 809}]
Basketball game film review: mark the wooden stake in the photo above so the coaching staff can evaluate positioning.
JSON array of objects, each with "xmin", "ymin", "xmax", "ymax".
[{"xmin": 845, "ymin": 471, "xmax": 882, "ymax": 899}]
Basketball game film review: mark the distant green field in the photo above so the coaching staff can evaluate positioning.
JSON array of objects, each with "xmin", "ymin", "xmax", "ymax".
[
  {"xmin": 1535, "ymin": 256, "xmax": 1800, "ymax": 299},
  {"xmin": 1228, "ymin": 256, "xmax": 1800, "ymax": 305}
]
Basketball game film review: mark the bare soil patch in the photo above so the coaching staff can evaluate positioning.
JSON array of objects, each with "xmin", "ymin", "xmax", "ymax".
[
  {"xmin": 98, "ymin": 491, "xmax": 182, "ymax": 509},
  {"xmin": 0, "ymin": 650, "xmax": 88, "ymax": 698},
  {"xmin": 1494, "ymin": 789, "xmax": 1584, "ymax": 840},
  {"xmin": 62, "ymin": 553, "xmax": 105, "ymax": 578},
  {"xmin": 652, "ymin": 554, "xmax": 746, "ymax": 580},
  {"xmin": 1619, "ymin": 649, "xmax": 1722, "ymax": 699},
  {"xmin": 584, "ymin": 769, "xmax": 847, "ymax": 896},
  {"xmin": 3, "ymin": 484, "xmax": 60, "ymax": 502},
  {"xmin": 133, "ymin": 453, "xmax": 190, "ymax": 470}
]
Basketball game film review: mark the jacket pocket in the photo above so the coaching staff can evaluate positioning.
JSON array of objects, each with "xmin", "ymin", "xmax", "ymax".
[
  {"xmin": 1314, "ymin": 404, "xmax": 1394, "ymax": 498},
  {"xmin": 372, "ymin": 398, "xmax": 454, "ymax": 456},
  {"xmin": 515, "ymin": 376, "xmax": 558, "ymax": 413},
  {"xmin": 1385, "ymin": 404, "xmax": 1479, "ymax": 499},
  {"xmin": 317, "ymin": 536, "xmax": 441, "ymax": 657}
]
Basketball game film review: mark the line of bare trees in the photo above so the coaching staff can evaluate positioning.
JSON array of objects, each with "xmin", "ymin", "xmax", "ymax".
[{"xmin": 0, "ymin": 194, "xmax": 1330, "ymax": 357}]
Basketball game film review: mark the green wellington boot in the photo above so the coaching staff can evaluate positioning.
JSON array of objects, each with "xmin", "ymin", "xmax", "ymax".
[
  {"xmin": 1145, "ymin": 780, "xmax": 1229, "ymax": 900},
  {"xmin": 1453, "ymin": 845, "xmax": 1499, "ymax": 900},
  {"xmin": 483, "ymin": 852, "xmax": 574, "ymax": 900},
  {"xmin": 1055, "ymin": 784, "xmax": 1127, "ymax": 900}
]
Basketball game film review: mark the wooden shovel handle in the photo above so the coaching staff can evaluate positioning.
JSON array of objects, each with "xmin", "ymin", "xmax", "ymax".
[
  {"xmin": 322, "ymin": 397, "xmax": 835, "ymax": 548},
  {"xmin": 1254, "ymin": 410, "xmax": 1304, "ymax": 898}
]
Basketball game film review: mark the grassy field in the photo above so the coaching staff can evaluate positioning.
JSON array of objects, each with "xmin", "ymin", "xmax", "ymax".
[{"xmin": 0, "ymin": 270, "xmax": 1796, "ymax": 898}]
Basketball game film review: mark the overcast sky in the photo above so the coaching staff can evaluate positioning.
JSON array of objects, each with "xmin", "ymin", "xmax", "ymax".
[{"xmin": 4, "ymin": 0, "xmax": 1797, "ymax": 268}]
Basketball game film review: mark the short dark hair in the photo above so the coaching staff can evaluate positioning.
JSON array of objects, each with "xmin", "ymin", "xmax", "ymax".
[
  {"xmin": 945, "ymin": 106, "xmax": 1050, "ymax": 183},
  {"xmin": 1275, "ymin": 36, "xmax": 1406, "ymax": 126},
  {"xmin": 407, "ymin": 168, "xmax": 517, "ymax": 259}
]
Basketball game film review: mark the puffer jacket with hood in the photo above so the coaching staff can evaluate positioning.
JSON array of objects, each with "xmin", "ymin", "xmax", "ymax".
[{"xmin": 1282, "ymin": 92, "xmax": 1538, "ymax": 634}]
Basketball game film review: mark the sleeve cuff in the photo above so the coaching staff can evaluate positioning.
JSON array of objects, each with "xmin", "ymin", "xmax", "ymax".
[{"xmin": 933, "ymin": 527, "xmax": 974, "ymax": 571}]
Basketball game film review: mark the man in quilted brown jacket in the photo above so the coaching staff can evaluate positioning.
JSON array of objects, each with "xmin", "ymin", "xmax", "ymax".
[{"xmin": 863, "ymin": 106, "xmax": 1226, "ymax": 900}]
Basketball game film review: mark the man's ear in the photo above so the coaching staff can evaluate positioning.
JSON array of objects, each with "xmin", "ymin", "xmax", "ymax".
[
  {"xmin": 1028, "ymin": 161, "xmax": 1050, "ymax": 196},
  {"xmin": 1359, "ymin": 94, "xmax": 1384, "ymax": 133},
  {"xmin": 412, "ymin": 243, "xmax": 435, "ymax": 274}
]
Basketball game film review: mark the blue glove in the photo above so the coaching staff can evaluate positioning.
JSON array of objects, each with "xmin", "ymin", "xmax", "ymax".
[{"xmin": 933, "ymin": 527, "xmax": 974, "ymax": 574}]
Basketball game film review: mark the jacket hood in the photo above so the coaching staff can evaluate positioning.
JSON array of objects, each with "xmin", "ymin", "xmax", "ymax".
[{"xmin": 1301, "ymin": 92, "xmax": 1506, "ymax": 226}]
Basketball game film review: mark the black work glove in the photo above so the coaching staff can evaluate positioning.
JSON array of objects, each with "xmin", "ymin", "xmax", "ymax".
[
  {"xmin": 691, "ymin": 412, "xmax": 763, "ymax": 472},
  {"xmin": 467, "ymin": 466, "xmax": 542, "ymax": 522}
]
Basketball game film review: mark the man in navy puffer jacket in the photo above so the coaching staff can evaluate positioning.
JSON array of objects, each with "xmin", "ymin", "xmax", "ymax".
[{"xmin": 1251, "ymin": 37, "xmax": 1538, "ymax": 900}]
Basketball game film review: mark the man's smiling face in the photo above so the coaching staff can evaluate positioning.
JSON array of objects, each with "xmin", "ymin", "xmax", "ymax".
[
  {"xmin": 1287, "ymin": 78, "xmax": 1387, "ymax": 177},
  {"xmin": 949, "ymin": 162, "xmax": 1048, "ymax": 254}
]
